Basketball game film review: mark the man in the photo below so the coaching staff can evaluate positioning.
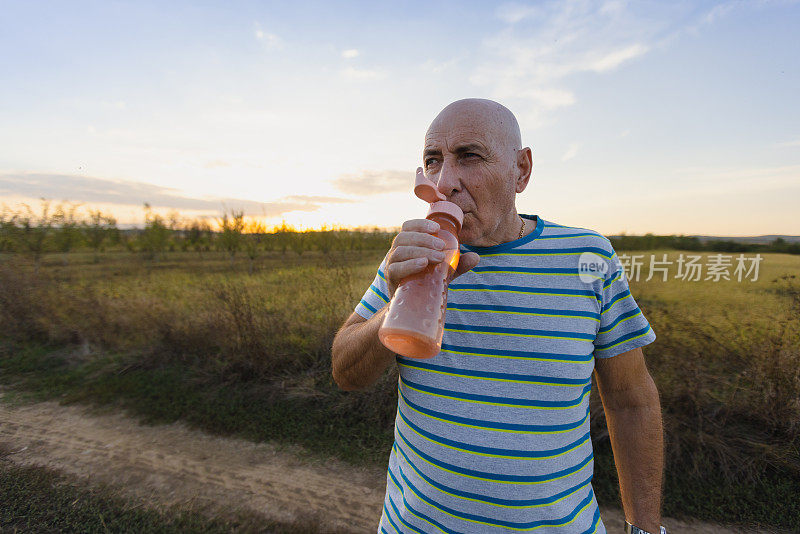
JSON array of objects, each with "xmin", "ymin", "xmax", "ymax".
[{"xmin": 331, "ymin": 99, "xmax": 665, "ymax": 534}]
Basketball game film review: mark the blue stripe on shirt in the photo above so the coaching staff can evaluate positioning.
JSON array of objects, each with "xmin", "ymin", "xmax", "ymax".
[
  {"xmin": 440, "ymin": 343, "xmax": 594, "ymax": 363},
  {"xmin": 395, "ymin": 427, "xmax": 594, "ymax": 483},
  {"xmin": 397, "ymin": 358, "xmax": 590, "ymax": 386},
  {"xmin": 444, "ymin": 322, "xmax": 596, "ymax": 341},
  {"xmin": 449, "ymin": 283, "xmax": 601, "ymax": 301},
  {"xmin": 397, "ymin": 407, "xmax": 592, "ymax": 459},
  {"xmin": 389, "ymin": 467, "xmax": 597, "ymax": 529},
  {"xmin": 447, "ymin": 303, "xmax": 600, "ymax": 321},
  {"xmin": 594, "ymin": 325, "xmax": 652, "ymax": 351},
  {"xmin": 399, "ymin": 389, "xmax": 590, "ymax": 433}
]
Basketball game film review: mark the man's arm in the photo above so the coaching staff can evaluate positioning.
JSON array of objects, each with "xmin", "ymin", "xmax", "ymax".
[
  {"xmin": 331, "ymin": 307, "xmax": 397, "ymax": 391},
  {"xmin": 594, "ymin": 346, "xmax": 664, "ymax": 533}
]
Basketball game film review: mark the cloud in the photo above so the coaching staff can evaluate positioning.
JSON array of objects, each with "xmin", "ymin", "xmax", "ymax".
[
  {"xmin": 341, "ymin": 66, "xmax": 387, "ymax": 81},
  {"xmin": 588, "ymin": 44, "xmax": 648, "ymax": 72},
  {"xmin": 99, "ymin": 100, "xmax": 127, "ymax": 110},
  {"xmin": 331, "ymin": 170, "xmax": 412, "ymax": 195},
  {"xmin": 699, "ymin": 0, "xmax": 769, "ymax": 26},
  {"xmin": 203, "ymin": 160, "xmax": 231, "ymax": 169},
  {"xmin": 473, "ymin": 2, "xmax": 672, "ymax": 121},
  {"xmin": 496, "ymin": 3, "xmax": 540, "ymax": 24},
  {"xmin": 561, "ymin": 143, "xmax": 580, "ymax": 162},
  {"xmin": 421, "ymin": 57, "xmax": 463, "ymax": 74},
  {"xmin": 510, "ymin": 88, "xmax": 576, "ymax": 109},
  {"xmin": 0, "ymin": 173, "xmax": 353, "ymax": 217},
  {"xmin": 778, "ymin": 139, "xmax": 800, "ymax": 148},
  {"xmin": 254, "ymin": 23, "xmax": 283, "ymax": 50},
  {"xmin": 341, "ymin": 48, "xmax": 359, "ymax": 59},
  {"xmin": 282, "ymin": 194, "xmax": 354, "ymax": 204}
]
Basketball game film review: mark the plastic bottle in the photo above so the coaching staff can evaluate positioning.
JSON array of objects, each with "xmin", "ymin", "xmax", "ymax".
[{"xmin": 378, "ymin": 168, "xmax": 464, "ymax": 358}]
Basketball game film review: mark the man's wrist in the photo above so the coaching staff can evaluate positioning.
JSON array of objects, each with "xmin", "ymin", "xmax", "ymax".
[{"xmin": 624, "ymin": 520, "xmax": 666, "ymax": 534}]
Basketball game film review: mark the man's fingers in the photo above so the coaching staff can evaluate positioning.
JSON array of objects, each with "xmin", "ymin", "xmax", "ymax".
[
  {"xmin": 389, "ymin": 245, "xmax": 445, "ymax": 265},
  {"xmin": 401, "ymin": 219, "xmax": 440, "ymax": 233},
  {"xmin": 386, "ymin": 258, "xmax": 429, "ymax": 293},
  {"xmin": 454, "ymin": 252, "xmax": 480, "ymax": 278},
  {"xmin": 392, "ymin": 231, "xmax": 446, "ymax": 250},
  {"xmin": 386, "ymin": 218, "xmax": 454, "ymax": 297}
]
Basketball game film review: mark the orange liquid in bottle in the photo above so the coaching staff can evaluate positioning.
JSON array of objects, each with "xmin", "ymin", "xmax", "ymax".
[{"xmin": 379, "ymin": 214, "xmax": 460, "ymax": 358}]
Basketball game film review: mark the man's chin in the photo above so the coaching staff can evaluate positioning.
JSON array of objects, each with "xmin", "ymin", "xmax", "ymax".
[{"xmin": 458, "ymin": 228, "xmax": 477, "ymax": 246}]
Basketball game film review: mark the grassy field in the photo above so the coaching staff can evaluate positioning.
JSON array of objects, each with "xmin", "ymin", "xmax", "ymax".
[{"xmin": 1, "ymin": 249, "xmax": 798, "ymax": 530}]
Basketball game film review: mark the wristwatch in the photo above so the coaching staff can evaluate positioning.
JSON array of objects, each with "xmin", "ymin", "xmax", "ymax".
[{"xmin": 624, "ymin": 521, "xmax": 667, "ymax": 534}]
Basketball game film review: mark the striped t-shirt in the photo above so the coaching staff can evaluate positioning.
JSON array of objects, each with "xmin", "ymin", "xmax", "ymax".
[{"xmin": 355, "ymin": 214, "xmax": 656, "ymax": 534}]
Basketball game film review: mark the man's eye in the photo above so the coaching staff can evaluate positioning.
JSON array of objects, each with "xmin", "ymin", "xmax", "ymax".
[
  {"xmin": 425, "ymin": 158, "xmax": 439, "ymax": 167},
  {"xmin": 464, "ymin": 153, "xmax": 480, "ymax": 159}
]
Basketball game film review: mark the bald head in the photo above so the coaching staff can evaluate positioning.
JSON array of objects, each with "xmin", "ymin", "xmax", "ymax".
[{"xmin": 427, "ymin": 98, "xmax": 522, "ymax": 154}]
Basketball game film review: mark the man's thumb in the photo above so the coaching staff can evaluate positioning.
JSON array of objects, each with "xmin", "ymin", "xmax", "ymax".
[{"xmin": 454, "ymin": 252, "xmax": 480, "ymax": 278}]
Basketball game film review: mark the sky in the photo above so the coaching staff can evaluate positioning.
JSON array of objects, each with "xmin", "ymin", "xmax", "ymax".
[{"xmin": 1, "ymin": 0, "xmax": 798, "ymax": 236}]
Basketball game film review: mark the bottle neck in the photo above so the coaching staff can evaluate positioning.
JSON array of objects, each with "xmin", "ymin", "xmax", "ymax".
[{"xmin": 427, "ymin": 213, "xmax": 460, "ymax": 240}]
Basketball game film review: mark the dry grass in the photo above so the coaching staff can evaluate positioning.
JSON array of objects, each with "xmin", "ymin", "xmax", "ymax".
[
  {"xmin": 590, "ymin": 250, "xmax": 800, "ymax": 484},
  {"xmin": 0, "ymin": 251, "xmax": 368, "ymax": 381}
]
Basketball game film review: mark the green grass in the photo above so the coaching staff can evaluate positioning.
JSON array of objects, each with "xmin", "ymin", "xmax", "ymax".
[
  {"xmin": 1, "ymin": 249, "xmax": 799, "ymax": 530},
  {"xmin": 0, "ymin": 445, "xmax": 342, "ymax": 533}
]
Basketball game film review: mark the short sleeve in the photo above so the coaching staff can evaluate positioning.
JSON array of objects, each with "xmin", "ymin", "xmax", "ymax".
[
  {"xmin": 354, "ymin": 253, "xmax": 390, "ymax": 320},
  {"xmin": 593, "ymin": 249, "xmax": 656, "ymax": 359}
]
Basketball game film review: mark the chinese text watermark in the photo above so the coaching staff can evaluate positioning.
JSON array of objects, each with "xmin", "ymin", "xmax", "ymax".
[{"xmin": 618, "ymin": 253, "xmax": 763, "ymax": 282}]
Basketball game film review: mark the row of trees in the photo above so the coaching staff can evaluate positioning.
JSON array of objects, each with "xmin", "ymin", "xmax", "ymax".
[
  {"xmin": 0, "ymin": 202, "xmax": 395, "ymax": 272},
  {"xmin": 609, "ymin": 232, "xmax": 800, "ymax": 255},
  {"xmin": 5, "ymin": 201, "xmax": 795, "ymax": 273}
]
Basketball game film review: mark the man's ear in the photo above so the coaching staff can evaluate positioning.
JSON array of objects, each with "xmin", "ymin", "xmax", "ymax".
[{"xmin": 515, "ymin": 147, "xmax": 533, "ymax": 194}]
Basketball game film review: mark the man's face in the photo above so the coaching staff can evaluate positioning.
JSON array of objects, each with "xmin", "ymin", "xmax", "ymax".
[{"xmin": 422, "ymin": 108, "xmax": 518, "ymax": 246}]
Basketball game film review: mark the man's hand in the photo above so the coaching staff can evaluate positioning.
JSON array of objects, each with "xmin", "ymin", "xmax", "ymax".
[
  {"xmin": 331, "ymin": 219, "xmax": 479, "ymax": 391},
  {"xmin": 386, "ymin": 218, "xmax": 480, "ymax": 299}
]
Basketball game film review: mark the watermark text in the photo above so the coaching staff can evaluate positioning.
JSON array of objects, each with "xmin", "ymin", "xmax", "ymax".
[{"xmin": 618, "ymin": 253, "xmax": 763, "ymax": 282}]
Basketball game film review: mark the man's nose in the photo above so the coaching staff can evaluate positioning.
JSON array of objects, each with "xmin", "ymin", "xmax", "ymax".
[{"xmin": 436, "ymin": 160, "xmax": 460, "ymax": 198}]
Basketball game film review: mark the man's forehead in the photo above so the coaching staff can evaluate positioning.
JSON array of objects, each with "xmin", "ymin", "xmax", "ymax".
[
  {"xmin": 424, "ymin": 99, "xmax": 521, "ymax": 153},
  {"xmin": 424, "ymin": 122, "xmax": 499, "ymax": 152},
  {"xmin": 423, "ymin": 141, "xmax": 490, "ymax": 158}
]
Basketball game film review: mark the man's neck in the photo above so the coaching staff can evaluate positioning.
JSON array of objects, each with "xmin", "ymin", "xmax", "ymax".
[{"xmin": 473, "ymin": 210, "xmax": 524, "ymax": 247}]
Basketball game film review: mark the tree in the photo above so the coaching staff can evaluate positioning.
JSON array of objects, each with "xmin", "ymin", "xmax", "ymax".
[
  {"xmin": 16, "ymin": 200, "xmax": 54, "ymax": 273},
  {"xmin": 290, "ymin": 229, "xmax": 307, "ymax": 256},
  {"xmin": 344, "ymin": 229, "xmax": 363, "ymax": 253},
  {"xmin": 53, "ymin": 203, "xmax": 83, "ymax": 258},
  {"xmin": 244, "ymin": 219, "xmax": 266, "ymax": 274},
  {"xmin": 83, "ymin": 209, "xmax": 117, "ymax": 262},
  {"xmin": 140, "ymin": 204, "xmax": 170, "ymax": 261},
  {"xmin": 166, "ymin": 210, "xmax": 183, "ymax": 252},
  {"xmin": 0, "ymin": 206, "xmax": 18, "ymax": 254},
  {"xmin": 184, "ymin": 219, "xmax": 212, "ymax": 258},
  {"xmin": 273, "ymin": 220, "xmax": 293, "ymax": 255},
  {"xmin": 218, "ymin": 209, "xmax": 245, "ymax": 267},
  {"xmin": 120, "ymin": 231, "xmax": 136, "ymax": 254},
  {"xmin": 314, "ymin": 224, "xmax": 338, "ymax": 255}
]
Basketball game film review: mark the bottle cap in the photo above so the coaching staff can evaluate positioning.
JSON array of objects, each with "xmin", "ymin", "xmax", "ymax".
[
  {"xmin": 426, "ymin": 201, "xmax": 463, "ymax": 232},
  {"xmin": 413, "ymin": 167, "xmax": 464, "ymax": 232},
  {"xmin": 414, "ymin": 167, "xmax": 446, "ymax": 203}
]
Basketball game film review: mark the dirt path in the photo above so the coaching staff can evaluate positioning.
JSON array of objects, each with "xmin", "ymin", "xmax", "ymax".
[{"xmin": 0, "ymin": 392, "xmax": 769, "ymax": 533}]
